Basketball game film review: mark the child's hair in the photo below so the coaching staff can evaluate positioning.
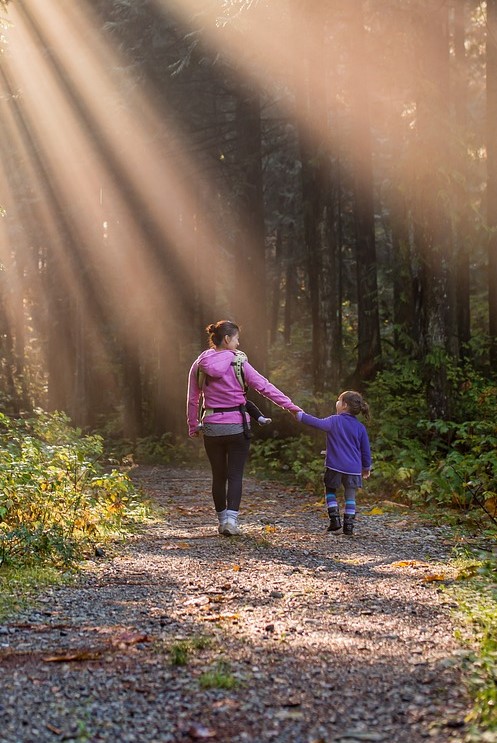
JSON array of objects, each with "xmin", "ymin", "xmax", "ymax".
[
  {"xmin": 341, "ymin": 390, "xmax": 370, "ymax": 420},
  {"xmin": 206, "ymin": 320, "xmax": 240, "ymax": 348}
]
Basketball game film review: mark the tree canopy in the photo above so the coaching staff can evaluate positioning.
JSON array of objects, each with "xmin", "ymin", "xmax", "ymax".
[{"xmin": 0, "ymin": 0, "xmax": 493, "ymax": 435}]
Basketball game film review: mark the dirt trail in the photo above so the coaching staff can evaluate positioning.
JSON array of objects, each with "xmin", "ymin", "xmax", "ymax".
[{"xmin": 0, "ymin": 466, "xmax": 470, "ymax": 743}]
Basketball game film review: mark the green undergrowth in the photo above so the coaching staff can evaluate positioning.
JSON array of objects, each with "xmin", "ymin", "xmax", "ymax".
[
  {"xmin": 248, "ymin": 434, "xmax": 325, "ymax": 494},
  {"xmin": 0, "ymin": 563, "xmax": 74, "ymax": 621},
  {"xmin": 0, "ymin": 410, "xmax": 148, "ymax": 568},
  {"xmin": 106, "ymin": 432, "xmax": 204, "ymax": 467},
  {"xmin": 447, "ymin": 552, "xmax": 497, "ymax": 741}
]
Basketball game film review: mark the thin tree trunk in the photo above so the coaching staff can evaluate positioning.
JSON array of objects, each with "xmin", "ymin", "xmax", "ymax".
[
  {"xmin": 283, "ymin": 226, "xmax": 298, "ymax": 346},
  {"xmin": 298, "ymin": 8, "xmax": 340, "ymax": 393},
  {"xmin": 232, "ymin": 84, "xmax": 267, "ymax": 373},
  {"xmin": 487, "ymin": 0, "xmax": 497, "ymax": 366},
  {"xmin": 414, "ymin": 2, "xmax": 454, "ymax": 418},
  {"xmin": 269, "ymin": 227, "xmax": 283, "ymax": 345},
  {"xmin": 348, "ymin": 2, "xmax": 381, "ymax": 381},
  {"xmin": 453, "ymin": 0, "xmax": 471, "ymax": 357}
]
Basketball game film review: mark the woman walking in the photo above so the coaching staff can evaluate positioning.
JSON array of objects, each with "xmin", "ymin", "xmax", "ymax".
[{"xmin": 187, "ymin": 320, "xmax": 301, "ymax": 536}]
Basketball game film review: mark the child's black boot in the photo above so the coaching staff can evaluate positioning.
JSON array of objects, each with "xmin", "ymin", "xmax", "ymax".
[
  {"xmin": 327, "ymin": 507, "xmax": 341, "ymax": 532},
  {"xmin": 343, "ymin": 514, "xmax": 355, "ymax": 536}
]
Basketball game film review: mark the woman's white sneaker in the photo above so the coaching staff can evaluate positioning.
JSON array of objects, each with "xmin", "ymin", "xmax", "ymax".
[{"xmin": 222, "ymin": 517, "xmax": 241, "ymax": 536}]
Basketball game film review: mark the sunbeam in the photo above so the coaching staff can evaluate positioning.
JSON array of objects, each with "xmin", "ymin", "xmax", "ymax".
[{"xmin": 3, "ymin": 0, "xmax": 265, "ymax": 428}]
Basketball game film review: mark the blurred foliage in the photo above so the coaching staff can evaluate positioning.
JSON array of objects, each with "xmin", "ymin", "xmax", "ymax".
[
  {"xmin": 0, "ymin": 410, "xmax": 146, "ymax": 567},
  {"xmin": 366, "ymin": 356, "xmax": 497, "ymax": 513},
  {"xmin": 451, "ymin": 572, "xmax": 497, "ymax": 739},
  {"xmin": 106, "ymin": 431, "xmax": 204, "ymax": 467},
  {"xmin": 248, "ymin": 434, "xmax": 325, "ymax": 494}
]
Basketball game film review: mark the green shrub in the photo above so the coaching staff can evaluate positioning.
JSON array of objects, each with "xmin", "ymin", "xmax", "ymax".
[
  {"xmin": 105, "ymin": 432, "xmax": 202, "ymax": 466},
  {"xmin": 249, "ymin": 434, "xmax": 324, "ymax": 494},
  {"xmin": 366, "ymin": 359, "xmax": 497, "ymax": 512},
  {"xmin": 452, "ymin": 578, "xmax": 497, "ymax": 737},
  {"xmin": 0, "ymin": 410, "xmax": 145, "ymax": 566}
]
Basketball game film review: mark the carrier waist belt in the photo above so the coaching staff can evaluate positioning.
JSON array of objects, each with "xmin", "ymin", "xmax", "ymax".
[{"xmin": 203, "ymin": 404, "xmax": 251, "ymax": 439}]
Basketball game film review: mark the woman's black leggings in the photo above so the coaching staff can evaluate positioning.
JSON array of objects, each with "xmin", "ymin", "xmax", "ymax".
[{"xmin": 203, "ymin": 433, "xmax": 251, "ymax": 512}]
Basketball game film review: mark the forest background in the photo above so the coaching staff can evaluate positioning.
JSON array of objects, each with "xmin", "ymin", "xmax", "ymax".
[
  {"xmin": 1, "ymin": 0, "xmax": 497, "ymax": 510},
  {"xmin": 3, "ymin": 3, "xmax": 497, "ymax": 734}
]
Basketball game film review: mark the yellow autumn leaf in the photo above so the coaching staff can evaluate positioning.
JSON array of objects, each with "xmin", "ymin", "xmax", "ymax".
[
  {"xmin": 232, "ymin": 564, "xmax": 241, "ymax": 571},
  {"xmin": 366, "ymin": 507, "xmax": 384, "ymax": 515},
  {"xmin": 391, "ymin": 560, "xmax": 427, "ymax": 568},
  {"xmin": 423, "ymin": 573, "xmax": 446, "ymax": 582},
  {"xmin": 264, "ymin": 525, "xmax": 277, "ymax": 533}
]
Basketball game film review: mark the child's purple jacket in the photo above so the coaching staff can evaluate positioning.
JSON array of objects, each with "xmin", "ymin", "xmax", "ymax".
[
  {"xmin": 297, "ymin": 411, "xmax": 371, "ymax": 475},
  {"xmin": 187, "ymin": 349, "xmax": 300, "ymax": 436}
]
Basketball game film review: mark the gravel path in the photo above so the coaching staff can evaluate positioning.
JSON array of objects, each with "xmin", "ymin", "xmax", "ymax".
[{"xmin": 0, "ymin": 466, "xmax": 471, "ymax": 743}]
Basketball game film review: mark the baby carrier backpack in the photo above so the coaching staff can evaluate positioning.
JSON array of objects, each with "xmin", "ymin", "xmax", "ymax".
[{"xmin": 197, "ymin": 351, "xmax": 250, "ymax": 437}]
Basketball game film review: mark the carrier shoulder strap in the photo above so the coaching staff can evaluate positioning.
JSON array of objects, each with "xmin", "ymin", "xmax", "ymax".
[
  {"xmin": 231, "ymin": 350, "xmax": 248, "ymax": 393},
  {"xmin": 197, "ymin": 366, "xmax": 207, "ymax": 391},
  {"xmin": 196, "ymin": 350, "xmax": 248, "ymax": 393}
]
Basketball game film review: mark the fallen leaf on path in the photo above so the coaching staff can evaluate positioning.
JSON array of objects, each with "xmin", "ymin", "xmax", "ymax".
[
  {"xmin": 391, "ymin": 560, "xmax": 427, "ymax": 568},
  {"xmin": 423, "ymin": 573, "xmax": 446, "ymax": 582},
  {"xmin": 43, "ymin": 650, "xmax": 102, "ymax": 662},
  {"xmin": 201, "ymin": 612, "xmax": 240, "ymax": 622},
  {"xmin": 366, "ymin": 507, "xmax": 384, "ymax": 515},
  {"xmin": 45, "ymin": 724, "xmax": 63, "ymax": 735}
]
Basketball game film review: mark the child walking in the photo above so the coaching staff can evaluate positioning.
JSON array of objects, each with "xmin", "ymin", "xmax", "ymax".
[{"xmin": 296, "ymin": 390, "xmax": 371, "ymax": 535}]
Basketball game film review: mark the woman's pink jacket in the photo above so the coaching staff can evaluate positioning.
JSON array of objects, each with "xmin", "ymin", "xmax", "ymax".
[{"xmin": 186, "ymin": 348, "xmax": 300, "ymax": 436}]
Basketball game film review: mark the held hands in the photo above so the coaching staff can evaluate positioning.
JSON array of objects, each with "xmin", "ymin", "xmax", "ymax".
[{"xmin": 289, "ymin": 408, "xmax": 303, "ymax": 418}]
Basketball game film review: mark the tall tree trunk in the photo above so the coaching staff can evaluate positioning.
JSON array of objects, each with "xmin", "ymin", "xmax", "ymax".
[
  {"xmin": 487, "ymin": 0, "xmax": 497, "ymax": 367},
  {"xmin": 298, "ymin": 7, "xmax": 340, "ymax": 393},
  {"xmin": 414, "ymin": 2, "xmax": 455, "ymax": 418},
  {"xmin": 387, "ymin": 109, "xmax": 416, "ymax": 351},
  {"xmin": 348, "ymin": 2, "xmax": 381, "ymax": 381},
  {"xmin": 453, "ymin": 0, "xmax": 471, "ymax": 357},
  {"xmin": 232, "ymin": 85, "xmax": 267, "ymax": 373},
  {"xmin": 391, "ymin": 186, "xmax": 415, "ymax": 351}
]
